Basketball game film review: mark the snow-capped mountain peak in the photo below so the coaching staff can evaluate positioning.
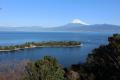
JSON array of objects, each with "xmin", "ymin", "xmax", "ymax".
[{"xmin": 71, "ymin": 19, "xmax": 89, "ymax": 25}]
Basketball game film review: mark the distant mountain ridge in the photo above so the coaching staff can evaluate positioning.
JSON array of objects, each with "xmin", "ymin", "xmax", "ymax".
[
  {"xmin": 0, "ymin": 23, "xmax": 120, "ymax": 33},
  {"xmin": 48, "ymin": 23, "xmax": 120, "ymax": 32}
]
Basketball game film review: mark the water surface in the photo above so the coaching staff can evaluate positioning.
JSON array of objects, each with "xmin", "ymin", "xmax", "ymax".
[{"xmin": 0, "ymin": 32, "xmax": 113, "ymax": 67}]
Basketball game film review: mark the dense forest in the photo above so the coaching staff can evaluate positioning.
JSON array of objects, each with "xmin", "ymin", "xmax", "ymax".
[{"xmin": 23, "ymin": 34, "xmax": 120, "ymax": 80}]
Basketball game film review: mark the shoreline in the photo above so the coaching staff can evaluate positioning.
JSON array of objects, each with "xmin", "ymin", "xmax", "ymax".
[{"xmin": 0, "ymin": 41, "xmax": 81, "ymax": 52}]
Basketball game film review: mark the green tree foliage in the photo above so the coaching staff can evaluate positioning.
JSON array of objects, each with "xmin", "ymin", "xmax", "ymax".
[
  {"xmin": 86, "ymin": 34, "xmax": 120, "ymax": 80},
  {"xmin": 70, "ymin": 34, "xmax": 120, "ymax": 80},
  {"xmin": 24, "ymin": 56, "xmax": 65, "ymax": 80}
]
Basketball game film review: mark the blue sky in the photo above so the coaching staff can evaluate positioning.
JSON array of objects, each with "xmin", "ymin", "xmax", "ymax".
[{"xmin": 0, "ymin": 0, "xmax": 120, "ymax": 27}]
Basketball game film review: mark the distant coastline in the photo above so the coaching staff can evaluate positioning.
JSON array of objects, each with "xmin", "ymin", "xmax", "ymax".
[
  {"xmin": 0, "ymin": 41, "xmax": 81, "ymax": 52},
  {"xmin": 0, "ymin": 23, "xmax": 120, "ymax": 33}
]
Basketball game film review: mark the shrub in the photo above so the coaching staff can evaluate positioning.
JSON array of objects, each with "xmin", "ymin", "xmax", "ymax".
[{"xmin": 24, "ymin": 56, "xmax": 65, "ymax": 80}]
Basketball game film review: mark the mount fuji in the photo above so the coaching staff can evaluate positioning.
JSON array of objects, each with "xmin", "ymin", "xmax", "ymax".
[
  {"xmin": 48, "ymin": 19, "xmax": 120, "ymax": 32},
  {"xmin": 0, "ymin": 19, "xmax": 120, "ymax": 33}
]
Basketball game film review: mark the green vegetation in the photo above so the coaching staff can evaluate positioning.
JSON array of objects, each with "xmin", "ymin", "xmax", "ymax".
[
  {"xmin": 23, "ymin": 34, "xmax": 120, "ymax": 80},
  {"xmin": 0, "ymin": 41, "xmax": 81, "ymax": 52},
  {"xmin": 24, "ymin": 56, "xmax": 65, "ymax": 80},
  {"xmin": 1, "ymin": 34, "xmax": 120, "ymax": 80},
  {"xmin": 68, "ymin": 34, "xmax": 120, "ymax": 80}
]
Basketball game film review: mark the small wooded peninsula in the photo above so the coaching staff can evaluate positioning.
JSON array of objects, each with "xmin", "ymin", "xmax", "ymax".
[{"xmin": 0, "ymin": 41, "xmax": 81, "ymax": 52}]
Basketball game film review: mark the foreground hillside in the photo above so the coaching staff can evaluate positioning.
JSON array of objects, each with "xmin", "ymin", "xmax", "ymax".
[
  {"xmin": 22, "ymin": 34, "xmax": 120, "ymax": 80},
  {"xmin": 69, "ymin": 34, "xmax": 120, "ymax": 80},
  {"xmin": 0, "ymin": 34, "xmax": 120, "ymax": 80}
]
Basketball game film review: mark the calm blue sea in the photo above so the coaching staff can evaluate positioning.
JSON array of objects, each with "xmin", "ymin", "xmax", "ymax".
[{"xmin": 0, "ymin": 32, "xmax": 114, "ymax": 67}]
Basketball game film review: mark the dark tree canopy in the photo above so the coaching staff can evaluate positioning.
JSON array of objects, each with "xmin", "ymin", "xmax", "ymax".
[
  {"xmin": 70, "ymin": 34, "xmax": 120, "ymax": 80},
  {"xmin": 24, "ymin": 56, "xmax": 65, "ymax": 80}
]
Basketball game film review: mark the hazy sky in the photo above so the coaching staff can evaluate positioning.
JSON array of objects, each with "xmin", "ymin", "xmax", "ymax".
[{"xmin": 0, "ymin": 0, "xmax": 120, "ymax": 27}]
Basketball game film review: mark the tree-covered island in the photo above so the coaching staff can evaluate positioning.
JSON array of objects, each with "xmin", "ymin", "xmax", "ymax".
[{"xmin": 0, "ymin": 41, "xmax": 81, "ymax": 52}]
